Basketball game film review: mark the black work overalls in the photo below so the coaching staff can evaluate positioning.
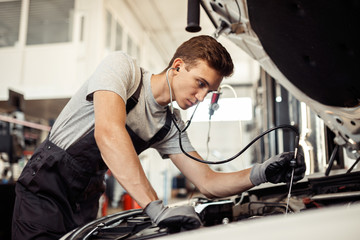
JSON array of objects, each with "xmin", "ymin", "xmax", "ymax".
[{"xmin": 11, "ymin": 74, "xmax": 172, "ymax": 240}]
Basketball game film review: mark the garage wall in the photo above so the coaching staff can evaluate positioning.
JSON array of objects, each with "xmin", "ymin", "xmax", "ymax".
[{"xmin": 0, "ymin": 0, "xmax": 164, "ymax": 101}]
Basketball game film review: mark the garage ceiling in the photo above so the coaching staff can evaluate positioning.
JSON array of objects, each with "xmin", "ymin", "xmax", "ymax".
[
  {"xmin": 124, "ymin": 0, "xmax": 258, "ymax": 85},
  {"xmin": 124, "ymin": 0, "xmax": 218, "ymax": 61}
]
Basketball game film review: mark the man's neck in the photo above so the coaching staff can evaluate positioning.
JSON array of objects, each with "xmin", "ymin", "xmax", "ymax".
[{"xmin": 150, "ymin": 73, "xmax": 171, "ymax": 106}]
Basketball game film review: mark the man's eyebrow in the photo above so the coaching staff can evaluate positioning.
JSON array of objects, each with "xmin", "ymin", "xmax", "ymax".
[
  {"xmin": 198, "ymin": 77, "xmax": 218, "ymax": 92},
  {"xmin": 197, "ymin": 77, "xmax": 210, "ymax": 87}
]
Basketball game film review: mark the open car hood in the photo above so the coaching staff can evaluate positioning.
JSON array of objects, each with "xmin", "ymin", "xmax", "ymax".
[{"xmin": 201, "ymin": 0, "xmax": 360, "ymax": 159}]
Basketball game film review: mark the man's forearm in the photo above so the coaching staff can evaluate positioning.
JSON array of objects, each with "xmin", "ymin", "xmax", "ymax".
[
  {"xmin": 170, "ymin": 151, "xmax": 255, "ymax": 199},
  {"xmin": 202, "ymin": 168, "xmax": 254, "ymax": 198}
]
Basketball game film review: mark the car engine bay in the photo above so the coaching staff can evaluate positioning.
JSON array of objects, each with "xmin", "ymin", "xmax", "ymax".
[{"xmin": 61, "ymin": 170, "xmax": 360, "ymax": 239}]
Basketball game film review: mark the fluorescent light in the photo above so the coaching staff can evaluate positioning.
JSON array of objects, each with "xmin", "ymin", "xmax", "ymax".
[{"xmin": 186, "ymin": 98, "xmax": 253, "ymax": 122}]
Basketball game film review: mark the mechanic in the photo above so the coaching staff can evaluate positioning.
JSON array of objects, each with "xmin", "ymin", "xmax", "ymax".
[{"xmin": 12, "ymin": 35, "xmax": 306, "ymax": 239}]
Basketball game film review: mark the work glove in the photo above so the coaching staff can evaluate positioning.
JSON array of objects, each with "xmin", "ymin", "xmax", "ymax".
[
  {"xmin": 144, "ymin": 200, "xmax": 201, "ymax": 233},
  {"xmin": 250, "ymin": 151, "xmax": 306, "ymax": 186}
]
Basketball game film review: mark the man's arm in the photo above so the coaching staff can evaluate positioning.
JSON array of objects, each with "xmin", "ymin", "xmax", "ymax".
[
  {"xmin": 93, "ymin": 90, "xmax": 158, "ymax": 208},
  {"xmin": 169, "ymin": 151, "xmax": 254, "ymax": 198},
  {"xmin": 170, "ymin": 150, "xmax": 306, "ymax": 199}
]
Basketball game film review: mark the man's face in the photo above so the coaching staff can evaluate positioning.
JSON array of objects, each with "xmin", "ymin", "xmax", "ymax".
[{"xmin": 173, "ymin": 60, "xmax": 223, "ymax": 110}]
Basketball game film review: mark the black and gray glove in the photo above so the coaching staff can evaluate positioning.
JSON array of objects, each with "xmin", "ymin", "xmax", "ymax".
[
  {"xmin": 250, "ymin": 151, "xmax": 306, "ymax": 186},
  {"xmin": 144, "ymin": 200, "xmax": 201, "ymax": 233}
]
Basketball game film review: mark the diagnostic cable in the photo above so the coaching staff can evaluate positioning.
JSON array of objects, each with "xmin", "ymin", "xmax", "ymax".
[
  {"xmin": 286, "ymin": 135, "xmax": 300, "ymax": 214},
  {"xmin": 172, "ymin": 119, "xmax": 299, "ymax": 165}
]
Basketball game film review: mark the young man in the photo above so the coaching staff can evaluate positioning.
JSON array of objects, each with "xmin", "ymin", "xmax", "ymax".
[{"xmin": 12, "ymin": 35, "xmax": 306, "ymax": 239}]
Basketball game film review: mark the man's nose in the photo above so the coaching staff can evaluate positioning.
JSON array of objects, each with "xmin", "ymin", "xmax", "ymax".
[{"xmin": 195, "ymin": 89, "xmax": 208, "ymax": 102}]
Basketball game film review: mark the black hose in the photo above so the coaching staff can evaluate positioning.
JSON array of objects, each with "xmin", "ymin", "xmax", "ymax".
[{"xmin": 175, "ymin": 123, "xmax": 299, "ymax": 165}]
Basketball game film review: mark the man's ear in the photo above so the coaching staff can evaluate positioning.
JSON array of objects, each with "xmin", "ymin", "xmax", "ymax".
[{"xmin": 173, "ymin": 58, "xmax": 184, "ymax": 71}]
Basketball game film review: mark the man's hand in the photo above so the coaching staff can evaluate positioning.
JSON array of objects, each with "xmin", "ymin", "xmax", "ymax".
[
  {"xmin": 144, "ymin": 200, "xmax": 201, "ymax": 233},
  {"xmin": 250, "ymin": 152, "xmax": 306, "ymax": 186}
]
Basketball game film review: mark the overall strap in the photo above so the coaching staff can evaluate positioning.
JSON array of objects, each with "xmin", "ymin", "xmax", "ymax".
[
  {"xmin": 147, "ymin": 107, "xmax": 172, "ymax": 146},
  {"xmin": 126, "ymin": 68, "xmax": 143, "ymax": 114},
  {"xmin": 126, "ymin": 107, "xmax": 172, "ymax": 155}
]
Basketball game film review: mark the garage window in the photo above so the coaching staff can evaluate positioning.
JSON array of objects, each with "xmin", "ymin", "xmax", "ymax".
[
  {"xmin": 26, "ymin": 0, "xmax": 75, "ymax": 45},
  {"xmin": 0, "ymin": 0, "xmax": 21, "ymax": 48}
]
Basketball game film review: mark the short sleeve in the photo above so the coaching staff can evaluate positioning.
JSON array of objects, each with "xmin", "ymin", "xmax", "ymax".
[{"xmin": 86, "ymin": 51, "xmax": 140, "ymax": 103}]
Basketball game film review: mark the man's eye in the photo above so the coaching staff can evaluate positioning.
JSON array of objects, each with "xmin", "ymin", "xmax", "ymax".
[{"xmin": 197, "ymin": 80, "xmax": 205, "ymax": 87}]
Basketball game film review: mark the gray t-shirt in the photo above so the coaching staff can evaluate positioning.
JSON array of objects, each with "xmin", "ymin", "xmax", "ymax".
[{"xmin": 49, "ymin": 51, "xmax": 195, "ymax": 157}]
